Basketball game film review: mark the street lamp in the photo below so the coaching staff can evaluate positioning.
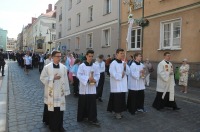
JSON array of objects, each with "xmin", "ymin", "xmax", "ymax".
[{"xmin": 46, "ymin": 29, "xmax": 52, "ymax": 53}]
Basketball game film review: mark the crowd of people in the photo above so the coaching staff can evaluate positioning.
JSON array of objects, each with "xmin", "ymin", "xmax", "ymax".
[{"xmin": 3, "ymin": 48, "xmax": 189, "ymax": 132}]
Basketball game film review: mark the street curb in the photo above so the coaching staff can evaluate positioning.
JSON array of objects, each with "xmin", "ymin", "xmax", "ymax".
[
  {"xmin": 105, "ymin": 76, "xmax": 200, "ymax": 104},
  {"xmin": 0, "ymin": 64, "xmax": 8, "ymax": 132}
]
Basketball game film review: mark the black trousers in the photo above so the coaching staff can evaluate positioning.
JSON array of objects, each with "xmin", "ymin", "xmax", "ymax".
[
  {"xmin": 39, "ymin": 62, "xmax": 44, "ymax": 73},
  {"xmin": 48, "ymin": 107, "xmax": 64, "ymax": 131},
  {"xmin": 77, "ymin": 94, "xmax": 97, "ymax": 122},
  {"xmin": 96, "ymin": 72, "xmax": 105, "ymax": 99},
  {"xmin": 0, "ymin": 65, "xmax": 4, "ymax": 76},
  {"xmin": 73, "ymin": 76, "xmax": 79, "ymax": 95},
  {"xmin": 43, "ymin": 104, "xmax": 49, "ymax": 125},
  {"xmin": 152, "ymin": 92, "xmax": 178, "ymax": 110},
  {"xmin": 107, "ymin": 92, "xmax": 127, "ymax": 113},
  {"xmin": 127, "ymin": 90, "xmax": 145, "ymax": 114}
]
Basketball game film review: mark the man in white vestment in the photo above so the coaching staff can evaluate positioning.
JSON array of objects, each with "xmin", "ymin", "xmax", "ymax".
[
  {"xmin": 152, "ymin": 52, "xmax": 180, "ymax": 111},
  {"xmin": 127, "ymin": 53, "xmax": 146, "ymax": 115},
  {"xmin": 77, "ymin": 50, "xmax": 100, "ymax": 126},
  {"xmin": 107, "ymin": 49, "xmax": 130, "ymax": 119},
  {"xmin": 40, "ymin": 50, "xmax": 70, "ymax": 132}
]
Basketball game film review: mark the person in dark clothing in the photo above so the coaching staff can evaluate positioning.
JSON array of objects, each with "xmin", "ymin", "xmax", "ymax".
[{"xmin": 0, "ymin": 51, "xmax": 6, "ymax": 76}]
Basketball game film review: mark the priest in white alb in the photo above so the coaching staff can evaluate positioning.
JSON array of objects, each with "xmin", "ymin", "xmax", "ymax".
[
  {"xmin": 40, "ymin": 50, "xmax": 70, "ymax": 132},
  {"xmin": 152, "ymin": 52, "xmax": 180, "ymax": 111}
]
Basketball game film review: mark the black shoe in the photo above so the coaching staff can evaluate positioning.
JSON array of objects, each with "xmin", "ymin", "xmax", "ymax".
[
  {"xmin": 98, "ymin": 98, "xmax": 103, "ymax": 102},
  {"xmin": 90, "ymin": 120, "xmax": 101, "ymax": 126},
  {"xmin": 173, "ymin": 107, "xmax": 181, "ymax": 111},
  {"xmin": 2, "ymin": 75, "xmax": 5, "ymax": 76}
]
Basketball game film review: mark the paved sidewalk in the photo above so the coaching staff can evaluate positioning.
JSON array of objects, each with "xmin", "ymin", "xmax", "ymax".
[{"xmin": 0, "ymin": 64, "xmax": 8, "ymax": 132}]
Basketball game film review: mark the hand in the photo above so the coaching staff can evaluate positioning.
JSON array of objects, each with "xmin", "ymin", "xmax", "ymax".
[
  {"xmin": 122, "ymin": 71, "xmax": 125, "ymax": 78},
  {"xmin": 123, "ymin": 63, "xmax": 126, "ymax": 71},
  {"xmin": 54, "ymin": 73, "xmax": 61, "ymax": 80},
  {"xmin": 140, "ymin": 69, "xmax": 145, "ymax": 74}
]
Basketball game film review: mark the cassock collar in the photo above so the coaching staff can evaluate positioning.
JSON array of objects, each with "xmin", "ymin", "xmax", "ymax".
[
  {"xmin": 84, "ymin": 61, "xmax": 93, "ymax": 66},
  {"xmin": 134, "ymin": 61, "xmax": 141, "ymax": 65},
  {"xmin": 53, "ymin": 63, "xmax": 60, "ymax": 68},
  {"xmin": 165, "ymin": 60, "xmax": 169, "ymax": 64},
  {"xmin": 115, "ymin": 59, "xmax": 122, "ymax": 63}
]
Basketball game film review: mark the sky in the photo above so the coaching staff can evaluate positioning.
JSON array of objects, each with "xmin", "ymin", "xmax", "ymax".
[{"xmin": 0, "ymin": 0, "xmax": 58, "ymax": 39}]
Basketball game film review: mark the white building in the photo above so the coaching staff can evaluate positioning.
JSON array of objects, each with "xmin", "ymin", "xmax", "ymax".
[
  {"xmin": 7, "ymin": 38, "xmax": 17, "ymax": 51},
  {"xmin": 55, "ymin": 0, "xmax": 120, "ymax": 56},
  {"xmin": 22, "ymin": 4, "xmax": 56, "ymax": 53}
]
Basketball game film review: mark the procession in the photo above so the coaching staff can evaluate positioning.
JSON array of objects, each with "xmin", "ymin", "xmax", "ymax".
[{"xmin": 5, "ymin": 48, "xmax": 183, "ymax": 132}]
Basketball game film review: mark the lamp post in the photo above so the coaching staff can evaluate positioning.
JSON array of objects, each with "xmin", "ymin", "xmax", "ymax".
[{"xmin": 46, "ymin": 29, "xmax": 52, "ymax": 53}]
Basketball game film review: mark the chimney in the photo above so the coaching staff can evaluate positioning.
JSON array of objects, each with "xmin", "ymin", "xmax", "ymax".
[
  {"xmin": 48, "ymin": 4, "xmax": 52, "ymax": 11},
  {"xmin": 32, "ymin": 17, "xmax": 37, "ymax": 24}
]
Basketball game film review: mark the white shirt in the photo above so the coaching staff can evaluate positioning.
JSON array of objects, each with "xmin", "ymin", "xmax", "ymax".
[
  {"xmin": 24, "ymin": 55, "xmax": 32, "ymax": 65},
  {"xmin": 109, "ymin": 60, "xmax": 130, "ymax": 93},
  {"xmin": 128, "ymin": 62, "xmax": 145, "ymax": 90},
  {"xmin": 77, "ymin": 63, "xmax": 100, "ymax": 95},
  {"xmin": 95, "ymin": 61, "xmax": 105, "ymax": 73}
]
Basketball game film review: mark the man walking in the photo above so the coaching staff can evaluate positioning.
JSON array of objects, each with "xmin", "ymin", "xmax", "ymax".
[{"xmin": 40, "ymin": 50, "xmax": 70, "ymax": 132}]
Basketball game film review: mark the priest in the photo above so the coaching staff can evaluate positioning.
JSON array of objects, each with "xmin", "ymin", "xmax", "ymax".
[
  {"xmin": 77, "ymin": 50, "xmax": 100, "ymax": 126},
  {"xmin": 152, "ymin": 52, "xmax": 180, "ymax": 111},
  {"xmin": 40, "ymin": 50, "xmax": 70, "ymax": 132},
  {"xmin": 107, "ymin": 48, "xmax": 130, "ymax": 119}
]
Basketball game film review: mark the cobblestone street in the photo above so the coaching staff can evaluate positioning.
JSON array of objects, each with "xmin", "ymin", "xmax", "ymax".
[{"xmin": 7, "ymin": 61, "xmax": 200, "ymax": 132}]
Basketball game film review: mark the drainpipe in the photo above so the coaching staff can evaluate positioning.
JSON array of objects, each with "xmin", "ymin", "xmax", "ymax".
[
  {"xmin": 141, "ymin": 0, "xmax": 145, "ymax": 59},
  {"xmin": 118, "ymin": 0, "xmax": 121, "ymax": 49}
]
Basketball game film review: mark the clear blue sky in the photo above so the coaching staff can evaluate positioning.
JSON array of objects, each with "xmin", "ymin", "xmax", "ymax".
[{"xmin": 0, "ymin": 0, "xmax": 58, "ymax": 39}]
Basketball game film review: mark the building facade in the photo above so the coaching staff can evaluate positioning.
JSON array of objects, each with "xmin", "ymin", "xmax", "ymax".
[
  {"xmin": 7, "ymin": 38, "xmax": 17, "ymax": 51},
  {"xmin": 120, "ymin": 0, "xmax": 200, "ymax": 87},
  {"xmin": 55, "ymin": 0, "xmax": 120, "ymax": 57},
  {"xmin": 0, "ymin": 28, "xmax": 8, "ymax": 51}
]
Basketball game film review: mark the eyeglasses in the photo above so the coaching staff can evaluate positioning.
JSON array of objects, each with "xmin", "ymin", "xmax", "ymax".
[{"xmin": 54, "ymin": 56, "xmax": 62, "ymax": 58}]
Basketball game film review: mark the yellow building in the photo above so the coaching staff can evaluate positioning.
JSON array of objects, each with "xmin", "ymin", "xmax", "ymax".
[{"xmin": 120, "ymin": 0, "xmax": 200, "ymax": 87}]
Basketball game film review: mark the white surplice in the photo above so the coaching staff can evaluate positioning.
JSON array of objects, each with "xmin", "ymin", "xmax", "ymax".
[
  {"xmin": 77, "ymin": 63, "xmax": 100, "ymax": 95},
  {"xmin": 128, "ymin": 62, "xmax": 145, "ymax": 90},
  {"xmin": 109, "ymin": 60, "xmax": 130, "ymax": 93},
  {"xmin": 156, "ymin": 60, "xmax": 175, "ymax": 101},
  {"xmin": 40, "ymin": 62, "xmax": 70, "ymax": 111},
  {"xmin": 95, "ymin": 61, "xmax": 105, "ymax": 73}
]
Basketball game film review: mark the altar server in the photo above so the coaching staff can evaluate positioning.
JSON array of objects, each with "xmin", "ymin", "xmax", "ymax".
[
  {"xmin": 127, "ymin": 53, "xmax": 146, "ymax": 115},
  {"xmin": 107, "ymin": 48, "xmax": 130, "ymax": 119},
  {"xmin": 77, "ymin": 50, "xmax": 100, "ymax": 126}
]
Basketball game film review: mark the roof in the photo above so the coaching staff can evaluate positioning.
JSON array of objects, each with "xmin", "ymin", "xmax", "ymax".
[{"xmin": 42, "ymin": 10, "xmax": 56, "ymax": 18}]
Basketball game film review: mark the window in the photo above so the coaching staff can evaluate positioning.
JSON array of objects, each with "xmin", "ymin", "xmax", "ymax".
[
  {"xmin": 52, "ymin": 35, "xmax": 56, "ymax": 41},
  {"xmin": 67, "ymin": 39, "xmax": 71, "ymax": 50},
  {"xmin": 134, "ymin": 0, "xmax": 143, "ymax": 9},
  {"xmin": 129, "ymin": 28, "xmax": 142, "ymax": 50},
  {"xmin": 76, "ymin": 13, "xmax": 81, "ymax": 26},
  {"xmin": 160, "ymin": 19, "xmax": 181, "ymax": 49},
  {"xmin": 59, "ymin": 7, "xmax": 62, "ymax": 21},
  {"xmin": 77, "ymin": 0, "xmax": 81, "ymax": 4},
  {"xmin": 75, "ymin": 37, "xmax": 80, "ymax": 50},
  {"xmin": 86, "ymin": 33, "xmax": 93, "ymax": 48},
  {"xmin": 102, "ymin": 28, "xmax": 111, "ymax": 46},
  {"xmin": 104, "ymin": 0, "xmax": 111, "ymax": 15},
  {"xmin": 68, "ymin": 0, "xmax": 72, "ymax": 10},
  {"xmin": 88, "ymin": 6, "xmax": 93, "ymax": 21},
  {"xmin": 52, "ymin": 23, "xmax": 56, "ymax": 29},
  {"xmin": 68, "ymin": 18, "xmax": 71, "ymax": 30}
]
